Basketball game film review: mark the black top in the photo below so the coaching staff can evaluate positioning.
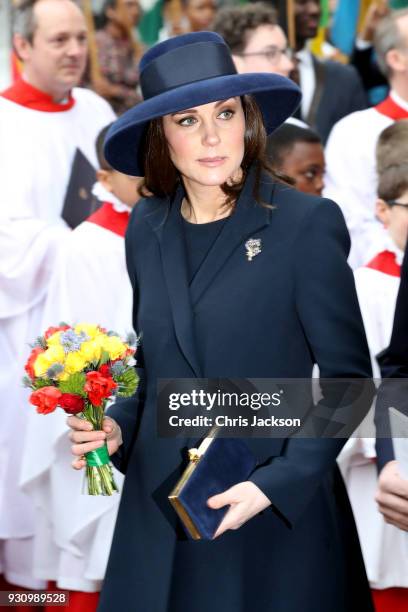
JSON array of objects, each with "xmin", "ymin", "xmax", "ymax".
[{"xmin": 182, "ymin": 214, "xmax": 228, "ymax": 283}]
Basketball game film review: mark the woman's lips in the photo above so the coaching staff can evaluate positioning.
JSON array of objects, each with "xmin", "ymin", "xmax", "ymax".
[{"xmin": 197, "ymin": 157, "xmax": 226, "ymax": 167}]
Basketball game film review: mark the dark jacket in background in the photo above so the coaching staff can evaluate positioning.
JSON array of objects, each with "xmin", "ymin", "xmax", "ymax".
[
  {"xmin": 350, "ymin": 45, "xmax": 388, "ymax": 94},
  {"xmin": 304, "ymin": 55, "xmax": 368, "ymax": 144}
]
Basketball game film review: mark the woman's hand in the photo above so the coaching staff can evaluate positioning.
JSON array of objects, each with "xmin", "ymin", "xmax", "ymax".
[
  {"xmin": 207, "ymin": 481, "xmax": 271, "ymax": 538},
  {"xmin": 67, "ymin": 415, "xmax": 123, "ymax": 470}
]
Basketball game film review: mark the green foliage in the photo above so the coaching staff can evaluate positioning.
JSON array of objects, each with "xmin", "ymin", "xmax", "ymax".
[
  {"xmin": 33, "ymin": 377, "xmax": 53, "ymax": 389},
  {"xmin": 99, "ymin": 350, "xmax": 111, "ymax": 366},
  {"xmin": 58, "ymin": 372, "xmax": 87, "ymax": 397},
  {"xmin": 115, "ymin": 367, "xmax": 139, "ymax": 397}
]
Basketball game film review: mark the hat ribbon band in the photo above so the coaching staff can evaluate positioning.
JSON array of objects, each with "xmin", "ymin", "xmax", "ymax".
[{"xmin": 140, "ymin": 41, "xmax": 238, "ymax": 100}]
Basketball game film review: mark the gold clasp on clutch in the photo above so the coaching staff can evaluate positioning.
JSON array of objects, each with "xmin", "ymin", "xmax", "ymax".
[{"xmin": 188, "ymin": 448, "xmax": 202, "ymax": 463}]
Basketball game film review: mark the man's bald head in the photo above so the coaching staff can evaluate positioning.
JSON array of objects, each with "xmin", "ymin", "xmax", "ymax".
[{"xmin": 13, "ymin": 0, "xmax": 81, "ymax": 44}]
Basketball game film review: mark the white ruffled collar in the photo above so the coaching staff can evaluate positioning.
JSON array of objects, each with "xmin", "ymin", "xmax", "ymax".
[{"xmin": 92, "ymin": 181, "xmax": 131, "ymax": 213}]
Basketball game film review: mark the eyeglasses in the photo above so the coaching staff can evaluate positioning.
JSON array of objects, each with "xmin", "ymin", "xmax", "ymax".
[
  {"xmin": 386, "ymin": 200, "xmax": 408, "ymax": 209},
  {"xmin": 236, "ymin": 46, "xmax": 294, "ymax": 64}
]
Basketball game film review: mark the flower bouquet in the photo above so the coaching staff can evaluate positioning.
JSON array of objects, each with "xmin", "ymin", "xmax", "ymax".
[{"xmin": 23, "ymin": 323, "xmax": 139, "ymax": 495}]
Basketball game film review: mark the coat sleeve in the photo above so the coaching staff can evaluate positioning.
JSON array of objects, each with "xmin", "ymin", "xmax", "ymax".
[
  {"xmin": 249, "ymin": 199, "xmax": 374, "ymax": 528},
  {"xmin": 106, "ymin": 208, "xmax": 146, "ymax": 474},
  {"xmin": 375, "ymin": 247, "xmax": 408, "ymax": 471}
]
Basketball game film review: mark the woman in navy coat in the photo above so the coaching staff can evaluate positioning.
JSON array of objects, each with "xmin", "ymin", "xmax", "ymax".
[{"xmin": 68, "ymin": 31, "xmax": 374, "ymax": 612}]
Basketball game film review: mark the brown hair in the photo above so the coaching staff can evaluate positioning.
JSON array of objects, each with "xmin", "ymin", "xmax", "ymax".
[
  {"xmin": 376, "ymin": 120, "xmax": 408, "ymax": 201},
  {"xmin": 138, "ymin": 95, "xmax": 290, "ymax": 209},
  {"xmin": 96, "ymin": 123, "xmax": 114, "ymax": 170},
  {"xmin": 212, "ymin": 3, "xmax": 278, "ymax": 55}
]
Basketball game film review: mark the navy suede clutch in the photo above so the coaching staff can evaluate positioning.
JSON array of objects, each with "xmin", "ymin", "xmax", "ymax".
[{"xmin": 169, "ymin": 435, "xmax": 257, "ymax": 540}]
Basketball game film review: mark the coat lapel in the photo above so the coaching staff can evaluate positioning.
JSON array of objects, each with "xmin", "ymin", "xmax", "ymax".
[
  {"xmin": 148, "ymin": 185, "xmax": 203, "ymax": 378},
  {"xmin": 189, "ymin": 167, "xmax": 272, "ymax": 306},
  {"xmin": 144, "ymin": 169, "xmax": 274, "ymax": 378}
]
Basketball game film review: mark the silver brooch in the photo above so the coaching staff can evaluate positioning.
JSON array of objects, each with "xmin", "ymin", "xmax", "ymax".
[{"xmin": 245, "ymin": 238, "xmax": 262, "ymax": 262}]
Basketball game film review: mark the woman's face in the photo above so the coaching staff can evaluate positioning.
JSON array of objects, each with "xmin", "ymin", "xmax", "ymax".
[{"xmin": 162, "ymin": 97, "xmax": 246, "ymax": 191}]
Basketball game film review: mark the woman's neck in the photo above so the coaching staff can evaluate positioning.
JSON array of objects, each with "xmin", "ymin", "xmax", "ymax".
[{"xmin": 181, "ymin": 183, "xmax": 232, "ymax": 224}]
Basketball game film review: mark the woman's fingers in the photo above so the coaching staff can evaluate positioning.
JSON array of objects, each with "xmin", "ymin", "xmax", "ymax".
[
  {"xmin": 102, "ymin": 416, "xmax": 115, "ymax": 433},
  {"xmin": 66, "ymin": 415, "xmax": 92, "ymax": 431},
  {"xmin": 71, "ymin": 439, "xmax": 106, "ymax": 456},
  {"xmin": 68, "ymin": 429, "xmax": 106, "ymax": 443},
  {"xmin": 213, "ymin": 505, "xmax": 242, "ymax": 538},
  {"xmin": 71, "ymin": 457, "xmax": 86, "ymax": 470}
]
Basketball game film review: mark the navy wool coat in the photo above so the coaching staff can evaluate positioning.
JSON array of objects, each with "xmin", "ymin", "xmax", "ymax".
[{"xmin": 99, "ymin": 168, "xmax": 374, "ymax": 612}]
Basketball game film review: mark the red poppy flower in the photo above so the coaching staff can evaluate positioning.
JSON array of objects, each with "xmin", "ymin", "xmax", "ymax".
[
  {"xmin": 85, "ymin": 371, "xmax": 117, "ymax": 407},
  {"xmin": 29, "ymin": 387, "xmax": 62, "ymax": 414}
]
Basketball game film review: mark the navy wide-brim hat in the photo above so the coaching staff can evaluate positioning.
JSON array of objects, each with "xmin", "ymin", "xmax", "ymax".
[{"xmin": 104, "ymin": 31, "xmax": 302, "ymax": 176}]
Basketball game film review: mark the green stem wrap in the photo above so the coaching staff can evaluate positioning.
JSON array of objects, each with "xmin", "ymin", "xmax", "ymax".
[
  {"xmin": 80, "ymin": 401, "xmax": 118, "ymax": 495},
  {"xmin": 85, "ymin": 444, "xmax": 110, "ymax": 467}
]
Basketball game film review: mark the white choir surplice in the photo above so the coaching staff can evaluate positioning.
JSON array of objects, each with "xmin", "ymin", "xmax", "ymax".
[
  {"xmin": 19, "ymin": 185, "xmax": 134, "ymax": 592},
  {"xmin": 0, "ymin": 79, "xmax": 115, "ymax": 588},
  {"xmin": 324, "ymin": 90, "xmax": 408, "ymax": 269},
  {"xmin": 338, "ymin": 235, "xmax": 408, "ymax": 589}
]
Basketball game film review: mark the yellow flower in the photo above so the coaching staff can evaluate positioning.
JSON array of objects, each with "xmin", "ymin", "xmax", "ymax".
[
  {"xmin": 47, "ymin": 331, "xmax": 62, "ymax": 347},
  {"xmin": 47, "ymin": 345, "xmax": 65, "ymax": 363},
  {"xmin": 100, "ymin": 335, "xmax": 127, "ymax": 360},
  {"xmin": 33, "ymin": 345, "xmax": 65, "ymax": 377},
  {"xmin": 65, "ymin": 351, "xmax": 88, "ymax": 374},
  {"xmin": 74, "ymin": 323, "xmax": 100, "ymax": 340},
  {"xmin": 33, "ymin": 354, "xmax": 50, "ymax": 377},
  {"xmin": 78, "ymin": 340, "xmax": 102, "ymax": 364}
]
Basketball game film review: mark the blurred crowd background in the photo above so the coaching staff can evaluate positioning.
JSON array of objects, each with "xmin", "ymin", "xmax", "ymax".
[
  {"xmin": 0, "ymin": 0, "xmax": 404, "ymax": 110},
  {"xmin": 2, "ymin": 1, "xmax": 408, "ymax": 612}
]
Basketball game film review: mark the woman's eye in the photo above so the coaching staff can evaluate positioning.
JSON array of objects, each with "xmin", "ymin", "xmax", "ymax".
[
  {"xmin": 218, "ymin": 109, "xmax": 234, "ymax": 120},
  {"xmin": 178, "ymin": 116, "xmax": 197, "ymax": 126}
]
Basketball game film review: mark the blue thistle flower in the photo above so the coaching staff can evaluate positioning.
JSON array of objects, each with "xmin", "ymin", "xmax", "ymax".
[
  {"xmin": 125, "ymin": 331, "xmax": 137, "ymax": 347},
  {"xmin": 46, "ymin": 363, "xmax": 64, "ymax": 378},
  {"xmin": 30, "ymin": 336, "xmax": 47, "ymax": 349},
  {"xmin": 111, "ymin": 361, "xmax": 125, "ymax": 375},
  {"xmin": 60, "ymin": 330, "xmax": 89, "ymax": 353}
]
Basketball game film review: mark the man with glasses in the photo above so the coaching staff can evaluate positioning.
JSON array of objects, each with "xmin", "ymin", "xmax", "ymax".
[{"xmin": 212, "ymin": 3, "xmax": 294, "ymax": 79}]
